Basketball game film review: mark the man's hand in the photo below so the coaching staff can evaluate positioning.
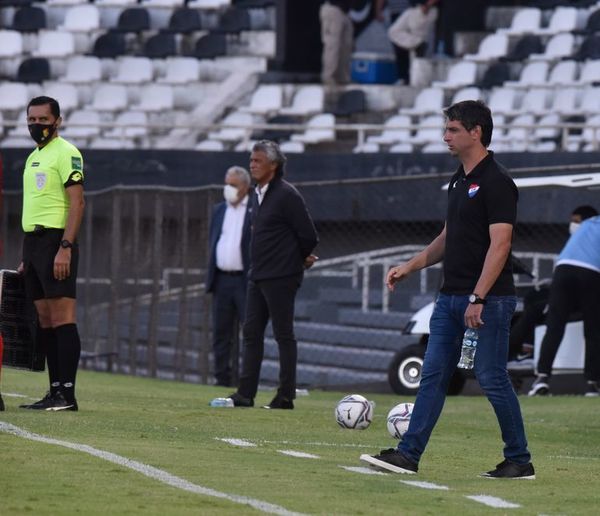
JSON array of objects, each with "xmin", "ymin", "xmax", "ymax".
[
  {"xmin": 304, "ymin": 254, "xmax": 318, "ymax": 270},
  {"xmin": 386, "ymin": 264, "xmax": 411, "ymax": 291},
  {"xmin": 54, "ymin": 248, "xmax": 71, "ymax": 280},
  {"xmin": 464, "ymin": 303, "xmax": 484, "ymax": 329}
]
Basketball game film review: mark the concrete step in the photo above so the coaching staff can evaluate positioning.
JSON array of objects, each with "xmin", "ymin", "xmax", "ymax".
[{"xmin": 338, "ymin": 309, "xmax": 412, "ymax": 330}]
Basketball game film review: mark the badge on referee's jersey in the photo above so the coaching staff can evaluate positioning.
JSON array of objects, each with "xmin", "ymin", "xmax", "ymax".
[
  {"xmin": 71, "ymin": 156, "xmax": 82, "ymax": 171},
  {"xmin": 35, "ymin": 173, "xmax": 46, "ymax": 190}
]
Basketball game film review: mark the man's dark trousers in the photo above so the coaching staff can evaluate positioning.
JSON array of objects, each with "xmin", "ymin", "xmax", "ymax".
[
  {"xmin": 238, "ymin": 273, "xmax": 302, "ymax": 400},
  {"xmin": 212, "ymin": 271, "xmax": 247, "ymax": 386}
]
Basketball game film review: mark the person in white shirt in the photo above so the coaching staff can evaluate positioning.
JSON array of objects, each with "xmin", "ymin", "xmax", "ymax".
[{"xmin": 205, "ymin": 166, "xmax": 252, "ymax": 387}]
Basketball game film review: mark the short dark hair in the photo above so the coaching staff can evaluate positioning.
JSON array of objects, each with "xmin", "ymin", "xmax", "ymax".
[
  {"xmin": 443, "ymin": 100, "xmax": 493, "ymax": 147},
  {"xmin": 27, "ymin": 96, "xmax": 60, "ymax": 119},
  {"xmin": 572, "ymin": 205, "xmax": 598, "ymax": 220},
  {"xmin": 252, "ymin": 140, "xmax": 286, "ymax": 178}
]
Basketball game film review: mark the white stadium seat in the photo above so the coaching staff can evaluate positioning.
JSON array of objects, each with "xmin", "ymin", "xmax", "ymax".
[
  {"xmin": 535, "ymin": 6, "xmax": 581, "ymax": 35},
  {"xmin": 239, "ymin": 85, "xmax": 283, "ymax": 116},
  {"xmin": 352, "ymin": 142, "xmax": 380, "ymax": 153},
  {"xmin": 0, "ymin": 82, "xmax": 29, "ymax": 112},
  {"xmin": 0, "ymin": 30, "xmax": 23, "ymax": 58},
  {"xmin": 61, "ymin": 109, "xmax": 102, "ymax": 139},
  {"xmin": 104, "ymin": 110, "xmax": 149, "ymax": 138},
  {"xmin": 498, "ymin": 8, "xmax": 542, "ymax": 35},
  {"xmin": 32, "ymin": 31, "xmax": 75, "ymax": 58},
  {"xmin": 196, "ymin": 139, "xmax": 226, "ymax": 151},
  {"xmin": 517, "ymin": 88, "xmax": 548, "ymax": 116},
  {"xmin": 158, "ymin": 58, "xmax": 201, "ymax": 85},
  {"xmin": 463, "ymin": 33, "xmax": 509, "ymax": 62},
  {"xmin": 367, "ymin": 114, "xmax": 411, "ymax": 145},
  {"xmin": 89, "ymin": 84, "xmax": 129, "ymax": 112},
  {"xmin": 547, "ymin": 60, "xmax": 578, "ymax": 86},
  {"xmin": 62, "ymin": 56, "xmax": 103, "ymax": 83},
  {"xmin": 401, "ymin": 87, "xmax": 443, "ymax": 116},
  {"xmin": 111, "ymin": 57, "xmax": 154, "ymax": 84},
  {"xmin": 134, "ymin": 85, "xmax": 175, "ymax": 112},
  {"xmin": 279, "ymin": 141, "xmax": 305, "ymax": 153},
  {"xmin": 388, "ymin": 142, "xmax": 413, "ymax": 153},
  {"xmin": 431, "ymin": 62, "xmax": 477, "ymax": 89},
  {"xmin": 208, "ymin": 111, "xmax": 255, "ymax": 142},
  {"xmin": 407, "ymin": 114, "xmax": 443, "ymax": 144},
  {"xmin": 44, "ymin": 82, "xmax": 80, "ymax": 113},
  {"xmin": 505, "ymin": 61, "xmax": 549, "ymax": 88},
  {"xmin": 90, "ymin": 137, "xmax": 136, "ymax": 149},
  {"xmin": 578, "ymin": 60, "xmax": 600, "ymax": 84},
  {"xmin": 291, "ymin": 113, "xmax": 335, "ymax": 144},
  {"xmin": 529, "ymin": 33, "xmax": 575, "ymax": 61},
  {"xmin": 58, "ymin": 5, "xmax": 101, "ymax": 32},
  {"xmin": 451, "ymin": 86, "xmax": 483, "ymax": 104},
  {"xmin": 550, "ymin": 88, "xmax": 580, "ymax": 116},
  {"xmin": 493, "ymin": 114, "xmax": 535, "ymax": 146},
  {"xmin": 488, "ymin": 88, "xmax": 518, "ymax": 115},
  {"xmin": 279, "ymin": 85, "xmax": 324, "ymax": 117}
]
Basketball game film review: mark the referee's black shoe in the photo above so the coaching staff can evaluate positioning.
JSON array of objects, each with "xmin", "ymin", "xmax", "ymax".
[
  {"xmin": 19, "ymin": 391, "xmax": 56, "ymax": 410},
  {"xmin": 45, "ymin": 392, "xmax": 78, "ymax": 412}
]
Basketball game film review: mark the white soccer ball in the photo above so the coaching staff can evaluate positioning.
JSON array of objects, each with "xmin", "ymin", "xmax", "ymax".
[
  {"xmin": 335, "ymin": 394, "xmax": 373, "ymax": 430},
  {"xmin": 386, "ymin": 402, "xmax": 414, "ymax": 439}
]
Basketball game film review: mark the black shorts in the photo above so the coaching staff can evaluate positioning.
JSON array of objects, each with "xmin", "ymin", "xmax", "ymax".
[{"xmin": 22, "ymin": 229, "xmax": 78, "ymax": 301}]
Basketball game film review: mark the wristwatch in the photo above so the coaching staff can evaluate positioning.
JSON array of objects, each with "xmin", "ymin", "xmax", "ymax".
[
  {"xmin": 469, "ymin": 293, "xmax": 486, "ymax": 305},
  {"xmin": 60, "ymin": 239, "xmax": 73, "ymax": 249}
]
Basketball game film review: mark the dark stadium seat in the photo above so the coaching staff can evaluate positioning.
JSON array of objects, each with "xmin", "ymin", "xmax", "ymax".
[
  {"xmin": 215, "ymin": 7, "xmax": 251, "ymax": 34},
  {"xmin": 190, "ymin": 33, "xmax": 227, "ymax": 59},
  {"xmin": 113, "ymin": 8, "xmax": 150, "ymax": 33},
  {"xmin": 143, "ymin": 33, "xmax": 177, "ymax": 58},
  {"xmin": 165, "ymin": 7, "xmax": 203, "ymax": 34},
  {"xmin": 572, "ymin": 34, "xmax": 600, "ymax": 61},
  {"xmin": 478, "ymin": 62, "xmax": 511, "ymax": 90},
  {"xmin": 11, "ymin": 6, "xmax": 46, "ymax": 32},
  {"xmin": 16, "ymin": 57, "xmax": 50, "ymax": 83},
  {"xmin": 584, "ymin": 9, "xmax": 600, "ymax": 33},
  {"xmin": 92, "ymin": 32, "xmax": 127, "ymax": 58},
  {"xmin": 252, "ymin": 114, "xmax": 297, "ymax": 142},
  {"xmin": 501, "ymin": 35, "xmax": 543, "ymax": 62},
  {"xmin": 332, "ymin": 89, "xmax": 366, "ymax": 117}
]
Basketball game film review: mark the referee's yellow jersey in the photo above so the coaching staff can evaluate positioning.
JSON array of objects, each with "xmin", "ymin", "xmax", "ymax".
[{"xmin": 22, "ymin": 136, "xmax": 84, "ymax": 232}]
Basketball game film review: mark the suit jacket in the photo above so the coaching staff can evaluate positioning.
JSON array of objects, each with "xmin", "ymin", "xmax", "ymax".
[{"xmin": 206, "ymin": 199, "xmax": 252, "ymax": 293}]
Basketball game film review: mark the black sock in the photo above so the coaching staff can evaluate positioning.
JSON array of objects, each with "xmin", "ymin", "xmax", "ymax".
[
  {"xmin": 54, "ymin": 324, "xmax": 81, "ymax": 403},
  {"xmin": 38, "ymin": 327, "xmax": 60, "ymax": 396}
]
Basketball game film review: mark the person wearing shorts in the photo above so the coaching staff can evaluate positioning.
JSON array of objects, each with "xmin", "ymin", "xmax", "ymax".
[{"xmin": 18, "ymin": 96, "xmax": 85, "ymax": 411}]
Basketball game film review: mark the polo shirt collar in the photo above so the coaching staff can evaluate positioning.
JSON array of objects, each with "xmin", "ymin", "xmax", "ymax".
[{"xmin": 459, "ymin": 151, "xmax": 494, "ymax": 180}]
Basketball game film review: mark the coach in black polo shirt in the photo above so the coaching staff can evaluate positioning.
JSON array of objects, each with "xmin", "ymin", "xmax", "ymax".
[
  {"xmin": 362, "ymin": 101, "xmax": 534, "ymax": 479},
  {"xmin": 226, "ymin": 140, "xmax": 318, "ymax": 409}
]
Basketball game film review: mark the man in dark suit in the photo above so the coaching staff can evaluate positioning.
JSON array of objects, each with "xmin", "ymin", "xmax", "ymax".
[
  {"xmin": 206, "ymin": 166, "xmax": 252, "ymax": 387},
  {"xmin": 219, "ymin": 140, "xmax": 318, "ymax": 409}
]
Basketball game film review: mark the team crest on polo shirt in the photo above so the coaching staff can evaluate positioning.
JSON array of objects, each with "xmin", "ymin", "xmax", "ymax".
[
  {"xmin": 468, "ymin": 183, "xmax": 480, "ymax": 198},
  {"xmin": 35, "ymin": 172, "xmax": 47, "ymax": 190}
]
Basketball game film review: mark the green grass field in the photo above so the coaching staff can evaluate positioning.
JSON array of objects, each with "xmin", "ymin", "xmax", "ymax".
[{"xmin": 1, "ymin": 368, "xmax": 599, "ymax": 516}]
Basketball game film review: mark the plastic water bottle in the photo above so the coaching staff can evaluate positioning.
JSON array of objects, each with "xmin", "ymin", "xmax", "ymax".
[
  {"xmin": 457, "ymin": 328, "xmax": 478, "ymax": 370},
  {"xmin": 209, "ymin": 397, "xmax": 234, "ymax": 408}
]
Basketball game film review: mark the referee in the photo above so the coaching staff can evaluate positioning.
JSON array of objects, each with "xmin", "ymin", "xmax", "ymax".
[{"xmin": 18, "ymin": 96, "xmax": 85, "ymax": 411}]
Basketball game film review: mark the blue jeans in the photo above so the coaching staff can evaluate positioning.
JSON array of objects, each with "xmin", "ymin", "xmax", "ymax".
[{"xmin": 398, "ymin": 293, "xmax": 531, "ymax": 465}]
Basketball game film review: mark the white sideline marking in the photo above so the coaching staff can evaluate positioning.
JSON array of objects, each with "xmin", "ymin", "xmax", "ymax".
[
  {"xmin": 259, "ymin": 439, "xmax": 372, "ymax": 449},
  {"xmin": 466, "ymin": 495, "xmax": 521, "ymax": 509},
  {"xmin": 549, "ymin": 455, "xmax": 600, "ymax": 461},
  {"xmin": 217, "ymin": 438, "xmax": 257, "ymax": 447},
  {"xmin": 3, "ymin": 392, "xmax": 32, "ymax": 399},
  {"xmin": 0, "ymin": 422, "xmax": 306, "ymax": 516},
  {"xmin": 400, "ymin": 480, "xmax": 449, "ymax": 491},
  {"xmin": 341, "ymin": 466, "xmax": 386, "ymax": 476},
  {"xmin": 277, "ymin": 450, "xmax": 320, "ymax": 459}
]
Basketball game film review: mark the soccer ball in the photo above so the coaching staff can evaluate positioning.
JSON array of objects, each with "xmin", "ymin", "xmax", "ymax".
[
  {"xmin": 335, "ymin": 394, "xmax": 373, "ymax": 430},
  {"xmin": 386, "ymin": 402, "xmax": 414, "ymax": 439}
]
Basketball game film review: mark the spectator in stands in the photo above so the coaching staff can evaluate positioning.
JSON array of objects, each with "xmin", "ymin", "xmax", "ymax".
[
  {"xmin": 216, "ymin": 141, "xmax": 318, "ymax": 409},
  {"xmin": 206, "ymin": 166, "xmax": 252, "ymax": 387},
  {"xmin": 18, "ymin": 96, "xmax": 85, "ymax": 412},
  {"xmin": 320, "ymin": 0, "xmax": 355, "ymax": 85},
  {"xmin": 387, "ymin": 0, "xmax": 439, "ymax": 85},
  {"xmin": 529, "ymin": 209, "xmax": 600, "ymax": 397},
  {"xmin": 508, "ymin": 205, "xmax": 599, "ymax": 370},
  {"xmin": 362, "ymin": 100, "xmax": 534, "ymax": 479},
  {"xmin": 375, "ymin": 0, "xmax": 410, "ymax": 23}
]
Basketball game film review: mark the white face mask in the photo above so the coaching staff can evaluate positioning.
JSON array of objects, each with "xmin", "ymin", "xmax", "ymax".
[
  {"xmin": 569, "ymin": 222, "xmax": 581, "ymax": 235},
  {"xmin": 223, "ymin": 184, "xmax": 239, "ymax": 204}
]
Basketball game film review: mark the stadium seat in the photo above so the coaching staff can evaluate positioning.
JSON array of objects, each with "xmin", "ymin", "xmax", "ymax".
[
  {"xmin": 571, "ymin": 114, "xmax": 600, "ymax": 150},
  {"xmin": 0, "ymin": 82, "xmax": 29, "ymax": 112},
  {"xmin": 583, "ymin": 8, "xmax": 600, "ymax": 33},
  {"xmin": 578, "ymin": 59, "xmax": 600, "ymax": 83},
  {"xmin": 572, "ymin": 34, "xmax": 600, "ymax": 61},
  {"xmin": 233, "ymin": 139, "xmax": 256, "ymax": 152},
  {"xmin": 196, "ymin": 139, "xmax": 226, "ymax": 150},
  {"xmin": 158, "ymin": 57, "xmax": 201, "ymax": 84},
  {"xmin": 366, "ymin": 114, "xmax": 411, "ymax": 145},
  {"xmin": 134, "ymin": 84, "xmax": 175, "ymax": 111},
  {"xmin": 239, "ymin": 85, "xmax": 283, "ymax": 116},
  {"xmin": 577, "ymin": 87, "xmax": 600, "ymax": 114},
  {"xmin": 493, "ymin": 113, "xmax": 535, "ymax": 146},
  {"xmin": 58, "ymin": 5, "xmax": 100, "ymax": 32},
  {"xmin": 190, "ymin": 33, "xmax": 227, "ymax": 59},
  {"xmin": 533, "ymin": 113, "xmax": 561, "ymax": 141},
  {"xmin": 11, "ymin": 6, "xmax": 47, "ymax": 32},
  {"xmin": 517, "ymin": 88, "xmax": 548, "ymax": 115},
  {"xmin": 89, "ymin": 84, "xmax": 129, "ymax": 112},
  {"xmin": 280, "ymin": 85, "xmax": 324, "ymax": 117},
  {"xmin": 290, "ymin": 113, "xmax": 335, "ymax": 144},
  {"xmin": 505, "ymin": 61, "xmax": 548, "ymax": 88},
  {"xmin": 208, "ymin": 110, "xmax": 255, "ymax": 141},
  {"xmin": 92, "ymin": 33, "xmax": 127, "ymax": 58},
  {"xmin": 0, "ymin": 30, "xmax": 23, "ymax": 58},
  {"xmin": 114, "ymin": 8, "xmax": 151, "ymax": 33},
  {"xmin": 141, "ymin": 0, "xmax": 185, "ymax": 7},
  {"xmin": 90, "ymin": 137, "xmax": 136, "ymax": 149},
  {"xmin": 388, "ymin": 142, "xmax": 413, "ymax": 153},
  {"xmin": 550, "ymin": 87, "xmax": 580, "ymax": 115},
  {"xmin": 6, "ymin": 109, "xmax": 29, "ymax": 138},
  {"xmin": 165, "ymin": 7, "xmax": 203, "ymax": 34},
  {"xmin": 535, "ymin": 6, "xmax": 581, "ymax": 34},
  {"xmin": 431, "ymin": 61, "xmax": 477, "ymax": 89},
  {"xmin": 406, "ymin": 114, "xmax": 443, "ymax": 144},
  {"xmin": 44, "ymin": 82, "xmax": 80, "ymax": 112},
  {"xmin": 188, "ymin": 0, "xmax": 232, "ymax": 8},
  {"xmin": 104, "ymin": 110, "xmax": 149, "ymax": 138},
  {"xmin": 501, "ymin": 34, "xmax": 543, "ymax": 62},
  {"xmin": 252, "ymin": 114, "xmax": 297, "ymax": 142},
  {"xmin": 32, "ymin": 31, "xmax": 75, "ymax": 58},
  {"xmin": 421, "ymin": 142, "xmax": 449, "ymax": 153},
  {"xmin": 215, "ymin": 7, "xmax": 251, "ymax": 33},
  {"xmin": 547, "ymin": 60, "xmax": 578, "ymax": 85},
  {"xmin": 95, "ymin": 0, "xmax": 139, "ymax": 6},
  {"xmin": 61, "ymin": 109, "xmax": 102, "ymax": 139},
  {"xmin": 529, "ymin": 33, "xmax": 575, "ymax": 61},
  {"xmin": 463, "ymin": 33, "xmax": 509, "ymax": 62},
  {"xmin": 352, "ymin": 142, "xmax": 379, "ymax": 153},
  {"xmin": 111, "ymin": 57, "xmax": 154, "ymax": 84},
  {"xmin": 498, "ymin": 7, "xmax": 542, "ymax": 35},
  {"xmin": 62, "ymin": 56, "xmax": 103, "ymax": 83},
  {"xmin": 278, "ymin": 140, "xmax": 305, "ymax": 153},
  {"xmin": 478, "ymin": 62, "xmax": 511, "ymax": 89},
  {"xmin": 16, "ymin": 58, "xmax": 51, "ymax": 83},
  {"xmin": 143, "ymin": 33, "xmax": 177, "ymax": 59},
  {"xmin": 330, "ymin": 89, "xmax": 366, "ymax": 117},
  {"xmin": 487, "ymin": 87, "xmax": 517, "ymax": 115},
  {"xmin": 451, "ymin": 86, "xmax": 483, "ymax": 104},
  {"xmin": 0, "ymin": 136, "xmax": 33, "ymax": 147},
  {"xmin": 401, "ymin": 87, "xmax": 443, "ymax": 116}
]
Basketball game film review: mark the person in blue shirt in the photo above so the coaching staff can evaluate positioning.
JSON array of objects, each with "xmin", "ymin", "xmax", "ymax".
[{"xmin": 529, "ymin": 212, "xmax": 600, "ymax": 396}]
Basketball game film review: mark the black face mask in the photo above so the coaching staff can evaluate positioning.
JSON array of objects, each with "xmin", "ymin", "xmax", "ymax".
[{"xmin": 28, "ymin": 122, "xmax": 57, "ymax": 145}]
